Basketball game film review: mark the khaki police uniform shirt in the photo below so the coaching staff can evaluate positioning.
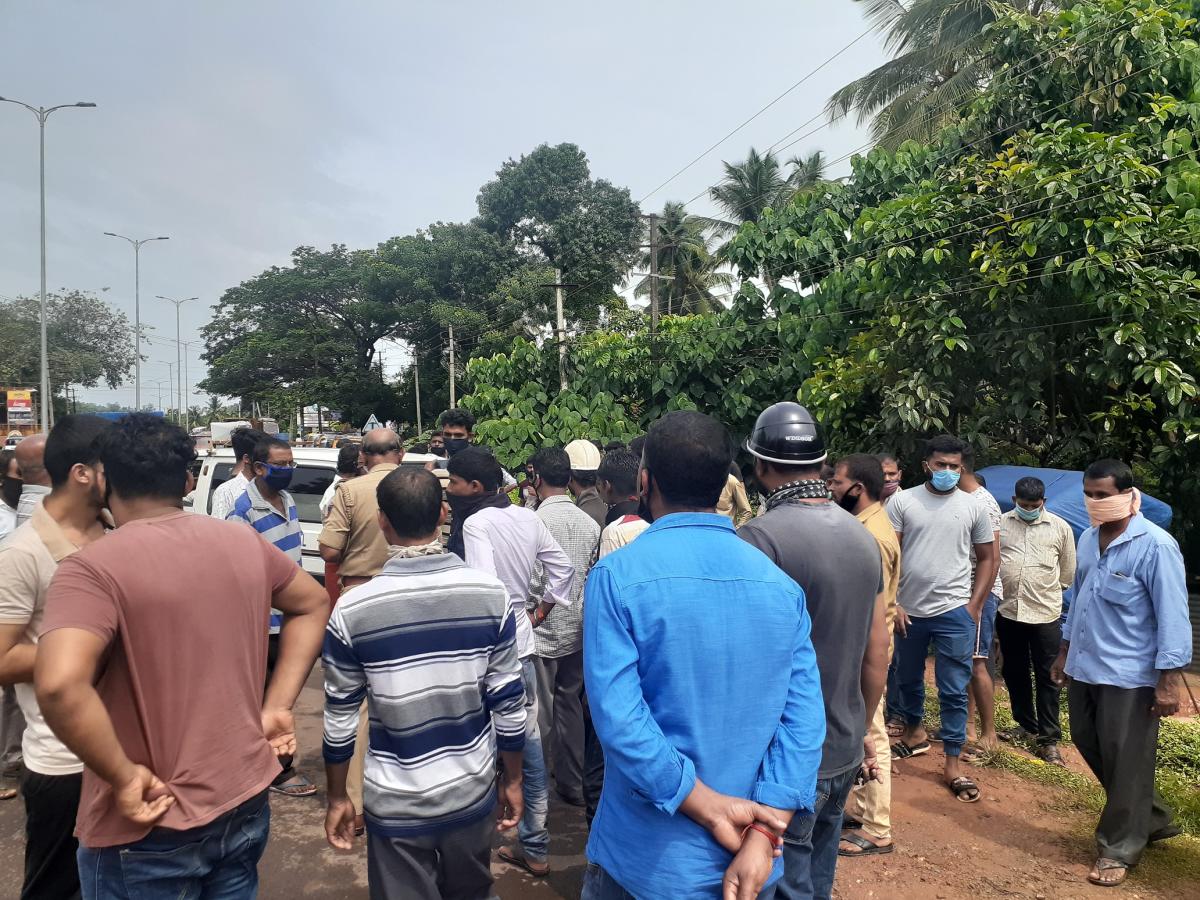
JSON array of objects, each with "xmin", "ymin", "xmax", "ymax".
[{"xmin": 318, "ymin": 463, "xmax": 399, "ymax": 580}]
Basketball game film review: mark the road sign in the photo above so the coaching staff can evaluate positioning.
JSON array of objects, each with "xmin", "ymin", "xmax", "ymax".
[{"xmin": 361, "ymin": 414, "xmax": 382, "ymax": 434}]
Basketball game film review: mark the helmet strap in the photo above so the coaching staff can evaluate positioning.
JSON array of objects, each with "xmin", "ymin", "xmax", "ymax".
[{"xmin": 764, "ymin": 479, "xmax": 830, "ymax": 511}]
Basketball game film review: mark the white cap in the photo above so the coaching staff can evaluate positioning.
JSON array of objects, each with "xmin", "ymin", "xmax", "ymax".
[{"xmin": 564, "ymin": 439, "xmax": 602, "ymax": 472}]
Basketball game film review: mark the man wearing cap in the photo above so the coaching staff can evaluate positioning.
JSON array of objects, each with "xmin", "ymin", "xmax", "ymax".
[
  {"xmin": 738, "ymin": 403, "xmax": 888, "ymax": 900},
  {"xmin": 565, "ymin": 440, "xmax": 607, "ymax": 529}
]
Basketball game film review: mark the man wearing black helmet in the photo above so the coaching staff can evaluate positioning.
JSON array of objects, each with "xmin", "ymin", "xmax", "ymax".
[{"xmin": 738, "ymin": 403, "xmax": 889, "ymax": 900}]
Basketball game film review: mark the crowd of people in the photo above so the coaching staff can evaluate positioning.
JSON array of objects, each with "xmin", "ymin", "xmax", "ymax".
[{"xmin": 0, "ymin": 400, "xmax": 1191, "ymax": 899}]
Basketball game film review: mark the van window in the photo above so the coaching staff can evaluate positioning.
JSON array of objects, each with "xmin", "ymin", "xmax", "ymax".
[
  {"xmin": 209, "ymin": 463, "xmax": 236, "ymax": 495},
  {"xmin": 290, "ymin": 465, "xmax": 335, "ymax": 525}
]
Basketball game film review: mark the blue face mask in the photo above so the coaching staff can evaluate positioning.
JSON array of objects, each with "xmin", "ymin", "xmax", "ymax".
[
  {"xmin": 259, "ymin": 464, "xmax": 294, "ymax": 492},
  {"xmin": 1016, "ymin": 505, "xmax": 1043, "ymax": 522},
  {"xmin": 929, "ymin": 469, "xmax": 960, "ymax": 492}
]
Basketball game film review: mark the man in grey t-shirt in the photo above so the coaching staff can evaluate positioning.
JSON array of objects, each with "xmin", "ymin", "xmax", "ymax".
[
  {"xmin": 738, "ymin": 403, "xmax": 889, "ymax": 900},
  {"xmin": 887, "ymin": 435, "xmax": 995, "ymax": 805}
]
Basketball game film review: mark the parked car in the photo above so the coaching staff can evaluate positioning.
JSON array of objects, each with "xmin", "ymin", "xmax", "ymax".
[{"xmin": 190, "ymin": 446, "xmax": 439, "ymax": 581}]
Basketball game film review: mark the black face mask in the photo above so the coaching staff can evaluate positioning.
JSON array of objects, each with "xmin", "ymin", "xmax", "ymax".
[
  {"xmin": 835, "ymin": 486, "xmax": 862, "ymax": 513},
  {"xmin": 1, "ymin": 478, "xmax": 21, "ymax": 509},
  {"xmin": 444, "ymin": 438, "xmax": 470, "ymax": 457}
]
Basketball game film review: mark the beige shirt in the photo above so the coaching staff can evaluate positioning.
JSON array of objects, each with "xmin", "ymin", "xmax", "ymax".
[
  {"xmin": 318, "ymin": 463, "xmax": 399, "ymax": 580},
  {"xmin": 998, "ymin": 508, "xmax": 1076, "ymax": 624},
  {"xmin": 716, "ymin": 475, "xmax": 754, "ymax": 527},
  {"xmin": 0, "ymin": 504, "xmax": 86, "ymax": 775},
  {"xmin": 856, "ymin": 501, "xmax": 901, "ymax": 635}
]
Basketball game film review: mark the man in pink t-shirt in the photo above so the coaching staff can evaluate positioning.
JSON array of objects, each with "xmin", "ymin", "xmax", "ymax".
[{"xmin": 35, "ymin": 414, "xmax": 329, "ymax": 898}]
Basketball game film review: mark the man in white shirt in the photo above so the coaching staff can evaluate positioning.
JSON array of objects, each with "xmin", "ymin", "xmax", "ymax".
[
  {"xmin": 14, "ymin": 434, "xmax": 51, "ymax": 529},
  {"xmin": 445, "ymin": 447, "xmax": 574, "ymax": 878},
  {"xmin": 207, "ymin": 427, "xmax": 266, "ymax": 520},
  {"xmin": 0, "ymin": 414, "xmax": 111, "ymax": 899},
  {"xmin": 0, "ymin": 449, "xmax": 20, "ymax": 541}
]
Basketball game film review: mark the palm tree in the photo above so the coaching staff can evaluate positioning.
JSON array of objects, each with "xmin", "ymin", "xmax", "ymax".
[
  {"xmin": 706, "ymin": 148, "xmax": 827, "ymax": 289},
  {"xmin": 636, "ymin": 202, "xmax": 733, "ymax": 315},
  {"xmin": 828, "ymin": 0, "xmax": 1053, "ymax": 149}
]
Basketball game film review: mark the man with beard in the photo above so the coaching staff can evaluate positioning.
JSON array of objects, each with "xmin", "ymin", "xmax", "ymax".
[
  {"xmin": 737, "ymin": 405, "xmax": 887, "ymax": 900},
  {"xmin": 0, "ymin": 415, "xmax": 111, "ymax": 899}
]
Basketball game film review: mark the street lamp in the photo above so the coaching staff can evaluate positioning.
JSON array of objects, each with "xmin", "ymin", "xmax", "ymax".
[
  {"xmin": 0, "ymin": 96, "xmax": 96, "ymax": 432},
  {"xmin": 156, "ymin": 361, "xmax": 175, "ymax": 417},
  {"xmin": 155, "ymin": 295, "xmax": 197, "ymax": 428},
  {"xmin": 105, "ymin": 232, "xmax": 170, "ymax": 411}
]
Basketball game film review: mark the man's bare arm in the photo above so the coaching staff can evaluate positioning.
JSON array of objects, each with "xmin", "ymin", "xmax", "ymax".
[{"xmin": 0, "ymin": 623, "xmax": 36, "ymax": 686}]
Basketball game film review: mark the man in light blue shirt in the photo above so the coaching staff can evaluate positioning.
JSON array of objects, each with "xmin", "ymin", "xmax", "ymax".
[
  {"xmin": 583, "ymin": 411, "xmax": 824, "ymax": 900},
  {"xmin": 1051, "ymin": 459, "xmax": 1191, "ymax": 889}
]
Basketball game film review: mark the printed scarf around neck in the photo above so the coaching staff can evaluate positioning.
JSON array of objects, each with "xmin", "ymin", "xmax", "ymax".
[{"xmin": 765, "ymin": 479, "xmax": 830, "ymax": 512}]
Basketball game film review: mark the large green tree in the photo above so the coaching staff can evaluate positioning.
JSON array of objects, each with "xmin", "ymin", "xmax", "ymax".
[{"xmin": 0, "ymin": 290, "xmax": 136, "ymax": 414}]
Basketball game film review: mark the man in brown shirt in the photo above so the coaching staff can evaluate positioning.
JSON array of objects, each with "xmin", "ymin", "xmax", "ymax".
[
  {"xmin": 34, "ymin": 414, "xmax": 329, "ymax": 897},
  {"xmin": 829, "ymin": 454, "xmax": 902, "ymax": 858},
  {"xmin": 318, "ymin": 428, "xmax": 403, "ymax": 590}
]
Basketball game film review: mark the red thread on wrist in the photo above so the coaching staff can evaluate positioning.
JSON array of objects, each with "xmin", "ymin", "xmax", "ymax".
[{"xmin": 741, "ymin": 822, "xmax": 782, "ymax": 848}]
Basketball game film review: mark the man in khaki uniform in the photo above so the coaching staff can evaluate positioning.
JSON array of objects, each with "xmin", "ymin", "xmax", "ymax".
[
  {"xmin": 319, "ymin": 429, "xmax": 403, "ymax": 590},
  {"xmin": 318, "ymin": 428, "xmax": 403, "ymax": 832}
]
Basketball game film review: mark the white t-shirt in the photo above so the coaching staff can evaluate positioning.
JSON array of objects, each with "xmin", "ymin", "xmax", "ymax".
[
  {"xmin": 598, "ymin": 515, "xmax": 650, "ymax": 559},
  {"xmin": 0, "ymin": 501, "xmax": 16, "ymax": 543},
  {"xmin": 0, "ymin": 505, "xmax": 85, "ymax": 775},
  {"xmin": 208, "ymin": 471, "xmax": 249, "ymax": 520},
  {"xmin": 967, "ymin": 486, "xmax": 1004, "ymax": 601}
]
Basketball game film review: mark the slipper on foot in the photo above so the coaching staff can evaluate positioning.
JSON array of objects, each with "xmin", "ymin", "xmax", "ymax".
[
  {"xmin": 497, "ymin": 846, "xmax": 549, "ymax": 877},
  {"xmin": 890, "ymin": 740, "xmax": 930, "ymax": 759},
  {"xmin": 1087, "ymin": 858, "xmax": 1128, "ymax": 887},
  {"xmin": 947, "ymin": 776, "xmax": 980, "ymax": 803},
  {"xmin": 838, "ymin": 833, "xmax": 895, "ymax": 857}
]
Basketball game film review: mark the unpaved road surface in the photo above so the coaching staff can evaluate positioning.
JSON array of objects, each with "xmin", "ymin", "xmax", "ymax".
[{"xmin": 2, "ymin": 669, "xmax": 1196, "ymax": 899}]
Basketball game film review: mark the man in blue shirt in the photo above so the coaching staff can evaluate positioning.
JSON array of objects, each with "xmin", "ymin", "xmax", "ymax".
[
  {"xmin": 583, "ymin": 411, "xmax": 824, "ymax": 900},
  {"xmin": 1051, "ymin": 459, "xmax": 1192, "ymax": 889}
]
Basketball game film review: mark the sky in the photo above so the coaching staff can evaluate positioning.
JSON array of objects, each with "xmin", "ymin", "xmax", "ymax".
[{"xmin": 0, "ymin": 1, "xmax": 886, "ymax": 409}]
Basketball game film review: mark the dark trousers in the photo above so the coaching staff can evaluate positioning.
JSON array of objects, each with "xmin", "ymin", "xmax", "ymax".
[
  {"xmin": 581, "ymin": 863, "xmax": 777, "ymax": 900},
  {"xmin": 21, "ymin": 768, "xmax": 82, "ymax": 900},
  {"xmin": 265, "ymin": 633, "xmax": 295, "ymax": 782},
  {"xmin": 581, "ymin": 692, "xmax": 605, "ymax": 829},
  {"xmin": 367, "ymin": 813, "xmax": 497, "ymax": 900},
  {"xmin": 532, "ymin": 651, "xmax": 585, "ymax": 798},
  {"xmin": 776, "ymin": 768, "xmax": 859, "ymax": 900},
  {"xmin": 996, "ymin": 615, "xmax": 1063, "ymax": 744},
  {"xmin": 1068, "ymin": 680, "xmax": 1175, "ymax": 865}
]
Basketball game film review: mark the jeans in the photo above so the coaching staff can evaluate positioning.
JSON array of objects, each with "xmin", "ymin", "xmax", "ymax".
[
  {"xmin": 776, "ymin": 768, "xmax": 858, "ymax": 900},
  {"xmin": 517, "ymin": 659, "xmax": 549, "ymax": 862},
  {"xmin": 996, "ymin": 615, "xmax": 1063, "ymax": 744},
  {"xmin": 894, "ymin": 605, "xmax": 975, "ymax": 756},
  {"xmin": 581, "ymin": 862, "xmax": 777, "ymax": 900},
  {"xmin": 21, "ymin": 768, "xmax": 82, "ymax": 900},
  {"xmin": 77, "ymin": 790, "xmax": 270, "ymax": 900},
  {"xmin": 884, "ymin": 654, "xmax": 901, "ymax": 722}
]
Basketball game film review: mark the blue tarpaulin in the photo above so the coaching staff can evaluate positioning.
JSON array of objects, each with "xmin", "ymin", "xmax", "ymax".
[{"xmin": 976, "ymin": 465, "xmax": 1173, "ymax": 541}]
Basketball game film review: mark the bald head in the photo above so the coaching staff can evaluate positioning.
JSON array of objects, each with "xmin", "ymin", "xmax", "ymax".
[
  {"xmin": 362, "ymin": 429, "xmax": 403, "ymax": 468},
  {"xmin": 15, "ymin": 434, "xmax": 50, "ymax": 487}
]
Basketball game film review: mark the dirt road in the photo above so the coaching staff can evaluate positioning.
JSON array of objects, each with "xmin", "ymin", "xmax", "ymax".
[{"xmin": 2, "ymin": 669, "xmax": 1196, "ymax": 899}]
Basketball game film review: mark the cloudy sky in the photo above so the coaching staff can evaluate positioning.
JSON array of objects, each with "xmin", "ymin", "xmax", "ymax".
[{"xmin": 0, "ymin": 1, "xmax": 886, "ymax": 408}]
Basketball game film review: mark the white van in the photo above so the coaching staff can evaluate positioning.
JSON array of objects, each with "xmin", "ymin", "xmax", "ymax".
[{"xmin": 191, "ymin": 446, "xmax": 440, "ymax": 580}]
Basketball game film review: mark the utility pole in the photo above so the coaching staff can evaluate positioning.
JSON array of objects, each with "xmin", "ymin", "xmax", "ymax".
[
  {"xmin": 448, "ymin": 325, "xmax": 457, "ymax": 407},
  {"xmin": 414, "ymin": 363, "xmax": 423, "ymax": 434},
  {"xmin": 646, "ymin": 213, "xmax": 660, "ymax": 334},
  {"xmin": 554, "ymin": 267, "xmax": 568, "ymax": 393}
]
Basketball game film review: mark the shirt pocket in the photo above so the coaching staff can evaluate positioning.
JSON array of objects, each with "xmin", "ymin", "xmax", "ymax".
[{"xmin": 1099, "ymin": 573, "xmax": 1141, "ymax": 606}]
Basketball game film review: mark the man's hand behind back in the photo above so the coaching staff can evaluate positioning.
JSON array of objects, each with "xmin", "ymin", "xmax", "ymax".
[
  {"xmin": 723, "ymin": 830, "xmax": 777, "ymax": 900},
  {"xmin": 262, "ymin": 707, "xmax": 297, "ymax": 759},
  {"xmin": 115, "ymin": 764, "xmax": 175, "ymax": 825},
  {"xmin": 681, "ymin": 781, "xmax": 788, "ymax": 855}
]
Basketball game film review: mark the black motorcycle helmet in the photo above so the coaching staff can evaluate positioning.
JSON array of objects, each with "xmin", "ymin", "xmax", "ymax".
[{"xmin": 745, "ymin": 402, "xmax": 827, "ymax": 465}]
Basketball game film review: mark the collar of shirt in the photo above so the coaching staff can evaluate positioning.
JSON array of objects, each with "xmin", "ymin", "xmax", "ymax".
[
  {"xmin": 1000, "ymin": 508, "xmax": 1053, "ymax": 527},
  {"xmin": 367, "ymin": 462, "xmax": 399, "ymax": 475},
  {"xmin": 538, "ymin": 495, "xmax": 575, "ymax": 509},
  {"xmin": 606, "ymin": 498, "xmax": 639, "ymax": 525},
  {"xmin": 855, "ymin": 501, "xmax": 886, "ymax": 527},
  {"xmin": 246, "ymin": 479, "xmax": 294, "ymax": 516},
  {"xmin": 20, "ymin": 484, "xmax": 51, "ymax": 501},
  {"xmin": 643, "ymin": 510, "xmax": 734, "ymax": 535},
  {"xmin": 380, "ymin": 551, "xmax": 459, "ymax": 578},
  {"xmin": 30, "ymin": 503, "xmax": 85, "ymax": 562}
]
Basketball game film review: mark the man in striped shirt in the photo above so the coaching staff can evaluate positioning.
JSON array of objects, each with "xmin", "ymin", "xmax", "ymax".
[
  {"xmin": 323, "ymin": 467, "xmax": 526, "ymax": 900},
  {"xmin": 226, "ymin": 436, "xmax": 318, "ymax": 797}
]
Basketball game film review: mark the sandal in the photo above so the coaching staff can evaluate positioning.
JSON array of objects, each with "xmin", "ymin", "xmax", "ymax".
[
  {"xmin": 998, "ymin": 726, "xmax": 1034, "ymax": 745},
  {"xmin": 497, "ymin": 845, "xmax": 549, "ymax": 877},
  {"xmin": 0, "ymin": 787, "xmax": 17, "ymax": 801},
  {"xmin": 269, "ymin": 773, "xmax": 318, "ymax": 797},
  {"xmin": 885, "ymin": 719, "xmax": 906, "ymax": 738},
  {"xmin": 838, "ymin": 832, "xmax": 895, "ymax": 857},
  {"xmin": 890, "ymin": 740, "xmax": 930, "ymax": 759},
  {"xmin": 947, "ymin": 775, "xmax": 980, "ymax": 803},
  {"xmin": 1037, "ymin": 744, "xmax": 1066, "ymax": 768},
  {"xmin": 1087, "ymin": 857, "xmax": 1128, "ymax": 887}
]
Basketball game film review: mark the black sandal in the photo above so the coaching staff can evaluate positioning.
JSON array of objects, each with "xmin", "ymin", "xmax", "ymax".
[
  {"xmin": 838, "ymin": 833, "xmax": 895, "ymax": 857},
  {"xmin": 1087, "ymin": 858, "xmax": 1128, "ymax": 887},
  {"xmin": 947, "ymin": 775, "xmax": 980, "ymax": 803},
  {"xmin": 890, "ymin": 740, "xmax": 930, "ymax": 759}
]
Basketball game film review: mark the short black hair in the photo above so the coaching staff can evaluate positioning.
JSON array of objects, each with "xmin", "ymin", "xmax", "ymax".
[
  {"xmin": 252, "ymin": 437, "xmax": 291, "ymax": 465},
  {"xmin": 598, "ymin": 449, "xmax": 640, "ymax": 497},
  {"xmin": 45, "ymin": 415, "xmax": 111, "ymax": 488},
  {"xmin": 377, "ymin": 467, "xmax": 443, "ymax": 538},
  {"xmin": 628, "ymin": 434, "xmax": 647, "ymax": 459},
  {"xmin": 959, "ymin": 442, "xmax": 977, "ymax": 471},
  {"xmin": 363, "ymin": 434, "xmax": 402, "ymax": 457},
  {"xmin": 408, "ymin": 442, "xmax": 429, "ymax": 454},
  {"xmin": 336, "ymin": 442, "xmax": 362, "ymax": 475},
  {"xmin": 530, "ymin": 447, "xmax": 571, "ymax": 488},
  {"xmin": 571, "ymin": 469, "xmax": 598, "ymax": 488},
  {"xmin": 438, "ymin": 408, "xmax": 475, "ymax": 432},
  {"xmin": 643, "ymin": 411, "xmax": 732, "ymax": 508},
  {"xmin": 1014, "ymin": 476, "xmax": 1045, "ymax": 502},
  {"xmin": 1084, "ymin": 458, "xmax": 1134, "ymax": 491},
  {"xmin": 97, "ymin": 413, "xmax": 196, "ymax": 501},
  {"xmin": 924, "ymin": 434, "xmax": 965, "ymax": 460},
  {"xmin": 604, "ymin": 440, "xmax": 625, "ymax": 453},
  {"xmin": 975, "ymin": 473, "xmax": 987, "ymax": 488},
  {"xmin": 446, "ymin": 446, "xmax": 501, "ymax": 491},
  {"xmin": 838, "ymin": 453, "xmax": 885, "ymax": 502},
  {"xmin": 876, "ymin": 452, "xmax": 900, "ymax": 467},
  {"xmin": 231, "ymin": 427, "xmax": 267, "ymax": 462}
]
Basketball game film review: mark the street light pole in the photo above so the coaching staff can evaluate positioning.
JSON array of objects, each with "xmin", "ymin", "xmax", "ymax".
[
  {"xmin": 105, "ymin": 232, "xmax": 170, "ymax": 410},
  {"xmin": 155, "ymin": 296, "xmax": 197, "ymax": 427},
  {"xmin": 0, "ymin": 96, "xmax": 96, "ymax": 432}
]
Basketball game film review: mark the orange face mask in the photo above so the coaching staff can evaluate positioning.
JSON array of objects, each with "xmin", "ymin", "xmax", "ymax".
[{"xmin": 1084, "ymin": 488, "xmax": 1141, "ymax": 526}]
